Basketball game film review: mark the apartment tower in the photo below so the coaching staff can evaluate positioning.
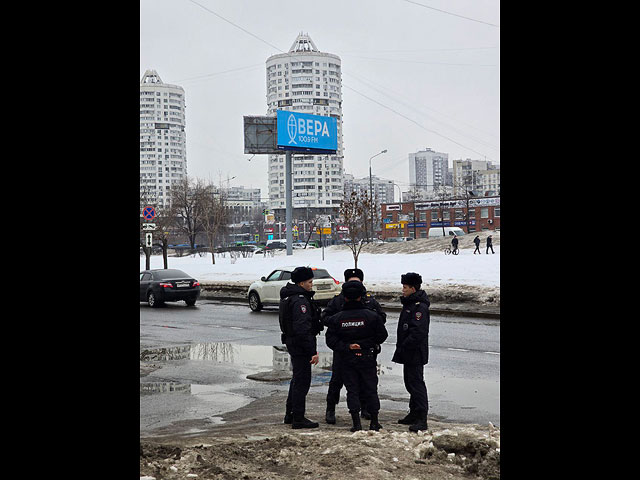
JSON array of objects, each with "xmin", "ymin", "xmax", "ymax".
[
  {"xmin": 265, "ymin": 33, "xmax": 344, "ymax": 220},
  {"xmin": 139, "ymin": 69, "xmax": 187, "ymax": 209}
]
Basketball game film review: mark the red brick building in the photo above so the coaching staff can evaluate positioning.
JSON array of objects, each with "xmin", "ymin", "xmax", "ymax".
[{"xmin": 380, "ymin": 196, "xmax": 500, "ymax": 240}]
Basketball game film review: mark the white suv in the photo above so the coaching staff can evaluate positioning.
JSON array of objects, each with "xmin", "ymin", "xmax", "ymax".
[{"xmin": 247, "ymin": 266, "xmax": 341, "ymax": 311}]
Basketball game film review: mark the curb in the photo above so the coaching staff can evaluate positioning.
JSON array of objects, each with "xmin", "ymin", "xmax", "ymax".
[{"xmin": 199, "ymin": 290, "xmax": 500, "ymax": 320}]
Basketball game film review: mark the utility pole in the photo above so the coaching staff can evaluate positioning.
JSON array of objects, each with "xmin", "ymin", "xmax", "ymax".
[{"xmin": 369, "ymin": 149, "xmax": 387, "ymax": 241}]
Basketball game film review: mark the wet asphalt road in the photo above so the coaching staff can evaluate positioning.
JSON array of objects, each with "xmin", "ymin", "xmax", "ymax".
[{"xmin": 140, "ymin": 300, "xmax": 499, "ymax": 434}]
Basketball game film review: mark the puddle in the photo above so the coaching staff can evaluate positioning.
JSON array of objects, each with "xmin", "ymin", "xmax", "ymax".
[{"xmin": 140, "ymin": 343, "xmax": 335, "ymax": 373}]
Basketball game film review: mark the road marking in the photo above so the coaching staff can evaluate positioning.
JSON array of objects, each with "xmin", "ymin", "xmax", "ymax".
[
  {"xmin": 484, "ymin": 351, "xmax": 500, "ymax": 355},
  {"xmin": 229, "ymin": 327, "xmax": 244, "ymax": 330},
  {"xmin": 448, "ymin": 348, "xmax": 469, "ymax": 352}
]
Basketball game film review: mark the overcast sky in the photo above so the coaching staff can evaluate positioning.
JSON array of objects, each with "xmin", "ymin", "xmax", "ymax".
[{"xmin": 140, "ymin": 0, "xmax": 500, "ymax": 198}]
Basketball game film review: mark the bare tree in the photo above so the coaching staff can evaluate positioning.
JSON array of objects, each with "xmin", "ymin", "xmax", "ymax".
[
  {"xmin": 169, "ymin": 176, "xmax": 208, "ymax": 249},
  {"xmin": 339, "ymin": 190, "xmax": 374, "ymax": 268},
  {"xmin": 200, "ymin": 181, "xmax": 229, "ymax": 265}
]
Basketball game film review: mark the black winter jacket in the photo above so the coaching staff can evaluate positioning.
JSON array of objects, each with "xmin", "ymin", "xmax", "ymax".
[
  {"xmin": 321, "ymin": 289, "xmax": 386, "ymax": 325},
  {"xmin": 325, "ymin": 301, "xmax": 388, "ymax": 366},
  {"xmin": 391, "ymin": 289, "xmax": 430, "ymax": 365},
  {"xmin": 279, "ymin": 283, "xmax": 323, "ymax": 357}
]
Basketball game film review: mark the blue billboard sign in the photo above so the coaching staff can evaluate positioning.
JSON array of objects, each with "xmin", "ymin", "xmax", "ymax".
[{"xmin": 276, "ymin": 110, "xmax": 337, "ymax": 153}]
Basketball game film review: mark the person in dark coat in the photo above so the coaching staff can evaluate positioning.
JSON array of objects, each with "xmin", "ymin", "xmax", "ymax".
[
  {"xmin": 486, "ymin": 234, "xmax": 494, "ymax": 254},
  {"xmin": 324, "ymin": 281, "xmax": 388, "ymax": 432},
  {"xmin": 321, "ymin": 268, "xmax": 386, "ymax": 424},
  {"xmin": 473, "ymin": 235, "xmax": 481, "ymax": 254},
  {"xmin": 392, "ymin": 272, "xmax": 430, "ymax": 432},
  {"xmin": 279, "ymin": 266, "xmax": 324, "ymax": 429},
  {"xmin": 451, "ymin": 234, "xmax": 459, "ymax": 254}
]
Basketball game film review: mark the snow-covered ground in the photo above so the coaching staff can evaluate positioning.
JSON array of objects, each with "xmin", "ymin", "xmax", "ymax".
[{"xmin": 140, "ymin": 244, "xmax": 499, "ymax": 292}]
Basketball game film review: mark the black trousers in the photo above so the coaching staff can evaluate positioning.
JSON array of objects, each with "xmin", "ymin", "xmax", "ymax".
[
  {"xmin": 474, "ymin": 245, "xmax": 480, "ymax": 253},
  {"xmin": 286, "ymin": 354, "xmax": 312, "ymax": 416},
  {"xmin": 486, "ymin": 245, "xmax": 494, "ymax": 254},
  {"xmin": 326, "ymin": 353, "xmax": 369, "ymax": 412},
  {"xmin": 403, "ymin": 362, "xmax": 428, "ymax": 414},
  {"xmin": 341, "ymin": 357, "xmax": 380, "ymax": 414}
]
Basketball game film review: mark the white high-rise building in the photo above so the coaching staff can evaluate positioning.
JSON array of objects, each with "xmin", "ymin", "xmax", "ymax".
[
  {"xmin": 140, "ymin": 70, "xmax": 187, "ymax": 209},
  {"xmin": 408, "ymin": 148, "xmax": 449, "ymax": 199},
  {"xmin": 265, "ymin": 33, "xmax": 344, "ymax": 218}
]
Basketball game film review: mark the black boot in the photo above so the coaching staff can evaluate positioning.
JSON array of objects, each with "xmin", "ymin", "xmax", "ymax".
[
  {"xmin": 292, "ymin": 413, "xmax": 319, "ymax": 429},
  {"xmin": 349, "ymin": 410, "xmax": 362, "ymax": 432},
  {"xmin": 408, "ymin": 410, "xmax": 428, "ymax": 432},
  {"xmin": 369, "ymin": 412, "xmax": 382, "ymax": 431},
  {"xmin": 325, "ymin": 404, "xmax": 336, "ymax": 424},
  {"xmin": 284, "ymin": 412, "xmax": 293, "ymax": 424},
  {"xmin": 397, "ymin": 410, "xmax": 417, "ymax": 425}
]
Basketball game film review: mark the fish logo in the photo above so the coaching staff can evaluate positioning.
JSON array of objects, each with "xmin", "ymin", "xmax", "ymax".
[{"xmin": 287, "ymin": 114, "xmax": 297, "ymax": 144}]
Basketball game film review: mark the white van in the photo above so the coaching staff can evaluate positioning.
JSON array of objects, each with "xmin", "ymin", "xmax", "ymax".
[{"xmin": 427, "ymin": 227, "xmax": 466, "ymax": 237}]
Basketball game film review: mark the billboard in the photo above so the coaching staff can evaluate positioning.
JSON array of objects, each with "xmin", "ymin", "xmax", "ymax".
[
  {"xmin": 276, "ymin": 110, "xmax": 337, "ymax": 153},
  {"xmin": 243, "ymin": 115, "xmax": 279, "ymax": 154}
]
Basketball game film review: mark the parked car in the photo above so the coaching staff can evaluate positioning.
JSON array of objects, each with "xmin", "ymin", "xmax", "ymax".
[
  {"xmin": 140, "ymin": 269, "xmax": 201, "ymax": 307},
  {"xmin": 247, "ymin": 266, "xmax": 340, "ymax": 311},
  {"xmin": 384, "ymin": 237, "xmax": 413, "ymax": 242},
  {"xmin": 427, "ymin": 227, "xmax": 466, "ymax": 237},
  {"xmin": 265, "ymin": 241, "xmax": 287, "ymax": 250}
]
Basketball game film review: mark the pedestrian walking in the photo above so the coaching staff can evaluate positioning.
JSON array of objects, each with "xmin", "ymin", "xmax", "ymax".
[
  {"xmin": 392, "ymin": 272, "xmax": 430, "ymax": 432},
  {"xmin": 324, "ymin": 280, "xmax": 388, "ymax": 432},
  {"xmin": 473, "ymin": 235, "xmax": 481, "ymax": 254},
  {"xmin": 321, "ymin": 268, "xmax": 386, "ymax": 424},
  {"xmin": 486, "ymin": 234, "xmax": 494, "ymax": 254},
  {"xmin": 279, "ymin": 266, "xmax": 324, "ymax": 429},
  {"xmin": 451, "ymin": 234, "xmax": 459, "ymax": 255}
]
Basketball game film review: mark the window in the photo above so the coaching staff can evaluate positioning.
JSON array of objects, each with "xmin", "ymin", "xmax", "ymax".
[
  {"xmin": 280, "ymin": 271, "xmax": 291, "ymax": 281},
  {"xmin": 431, "ymin": 211, "xmax": 438, "ymax": 221},
  {"xmin": 481, "ymin": 208, "xmax": 489, "ymax": 219},
  {"xmin": 455, "ymin": 209, "xmax": 464, "ymax": 220},
  {"xmin": 494, "ymin": 208, "xmax": 500, "ymax": 217},
  {"xmin": 266, "ymin": 270, "xmax": 281, "ymax": 281},
  {"xmin": 443, "ymin": 210, "xmax": 450, "ymax": 220}
]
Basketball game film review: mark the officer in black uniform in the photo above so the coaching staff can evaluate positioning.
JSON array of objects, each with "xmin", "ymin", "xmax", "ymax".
[
  {"xmin": 324, "ymin": 281, "xmax": 388, "ymax": 432},
  {"xmin": 321, "ymin": 268, "xmax": 386, "ymax": 424},
  {"xmin": 279, "ymin": 266, "xmax": 324, "ymax": 429},
  {"xmin": 392, "ymin": 272, "xmax": 431, "ymax": 432}
]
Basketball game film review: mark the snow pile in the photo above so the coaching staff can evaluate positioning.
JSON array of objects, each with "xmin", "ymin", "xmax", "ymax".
[{"xmin": 140, "ymin": 241, "xmax": 499, "ymax": 291}]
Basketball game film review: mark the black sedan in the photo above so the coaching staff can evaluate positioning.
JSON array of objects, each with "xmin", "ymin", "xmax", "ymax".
[{"xmin": 140, "ymin": 269, "xmax": 201, "ymax": 307}]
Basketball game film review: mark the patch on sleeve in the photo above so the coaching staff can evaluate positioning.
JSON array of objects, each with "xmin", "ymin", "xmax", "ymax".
[
  {"xmin": 415, "ymin": 311, "xmax": 422, "ymax": 320},
  {"xmin": 300, "ymin": 304, "xmax": 307, "ymax": 314}
]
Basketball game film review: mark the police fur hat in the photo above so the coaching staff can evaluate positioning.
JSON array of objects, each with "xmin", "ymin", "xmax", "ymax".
[
  {"xmin": 343, "ymin": 268, "xmax": 364, "ymax": 282},
  {"xmin": 342, "ymin": 280, "xmax": 366, "ymax": 300},
  {"xmin": 291, "ymin": 266, "xmax": 314, "ymax": 284},
  {"xmin": 401, "ymin": 272, "xmax": 422, "ymax": 287}
]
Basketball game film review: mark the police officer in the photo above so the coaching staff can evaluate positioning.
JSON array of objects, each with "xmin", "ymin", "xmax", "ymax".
[
  {"xmin": 321, "ymin": 268, "xmax": 386, "ymax": 424},
  {"xmin": 279, "ymin": 266, "xmax": 324, "ymax": 429},
  {"xmin": 392, "ymin": 272, "xmax": 430, "ymax": 432},
  {"xmin": 325, "ymin": 281, "xmax": 388, "ymax": 432}
]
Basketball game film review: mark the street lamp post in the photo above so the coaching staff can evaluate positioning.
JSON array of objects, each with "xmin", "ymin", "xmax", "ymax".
[{"xmin": 369, "ymin": 149, "xmax": 387, "ymax": 241}]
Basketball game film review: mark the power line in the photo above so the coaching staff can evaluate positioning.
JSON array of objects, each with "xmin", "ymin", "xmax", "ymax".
[
  {"xmin": 343, "ymin": 83, "xmax": 494, "ymax": 161},
  {"xmin": 344, "ymin": 54, "xmax": 497, "ymax": 67},
  {"xmin": 171, "ymin": 63, "xmax": 264, "ymax": 84},
  {"xmin": 401, "ymin": 0, "xmax": 500, "ymax": 28},
  {"xmin": 345, "ymin": 70, "xmax": 499, "ymax": 150},
  {"xmin": 183, "ymin": 0, "xmax": 496, "ymax": 162},
  {"xmin": 186, "ymin": 0, "xmax": 283, "ymax": 52}
]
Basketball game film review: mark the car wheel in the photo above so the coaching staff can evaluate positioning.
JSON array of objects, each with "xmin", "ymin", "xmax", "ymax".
[
  {"xmin": 148, "ymin": 291, "xmax": 163, "ymax": 308},
  {"xmin": 185, "ymin": 299, "xmax": 196, "ymax": 307},
  {"xmin": 249, "ymin": 291, "xmax": 263, "ymax": 311}
]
